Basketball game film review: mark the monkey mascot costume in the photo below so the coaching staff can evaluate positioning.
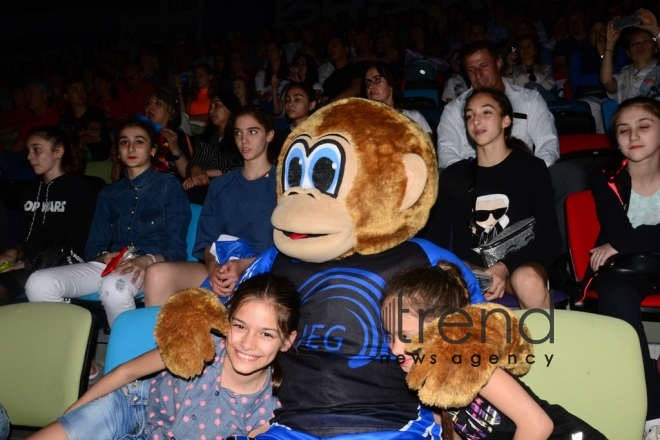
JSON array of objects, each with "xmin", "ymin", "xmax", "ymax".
[{"xmin": 156, "ymin": 98, "xmax": 494, "ymax": 439}]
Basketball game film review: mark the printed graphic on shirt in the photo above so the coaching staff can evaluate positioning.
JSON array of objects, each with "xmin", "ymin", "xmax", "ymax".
[
  {"xmin": 451, "ymin": 396, "xmax": 502, "ymax": 439},
  {"xmin": 470, "ymin": 194, "xmax": 509, "ymax": 245},
  {"xmin": 24, "ymin": 201, "xmax": 67, "ymax": 213},
  {"xmin": 295, "ymin": 267, "xmax": 387, "ymax": 369}
]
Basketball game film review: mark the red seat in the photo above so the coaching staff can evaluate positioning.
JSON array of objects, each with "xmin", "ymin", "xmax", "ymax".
[
  {"xmin": 558, "ymin": 134, "xmax": 614, "ymax": 157},
  {"xmin": 565, "ymin": 190, "xmax": 660, "ymax": 309}
]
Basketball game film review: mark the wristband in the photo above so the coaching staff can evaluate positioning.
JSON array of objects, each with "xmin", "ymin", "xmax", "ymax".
[
  {"xmin": 145, "ymin": 254, "xmax": 157, "ymax": 264},
  {"xmin": 172, "ymin": 151, "xmax": 184, "ymax": 161},
  {"xmin": 603, "ymin": 49, "xmax": 613, "ymax": 52}
]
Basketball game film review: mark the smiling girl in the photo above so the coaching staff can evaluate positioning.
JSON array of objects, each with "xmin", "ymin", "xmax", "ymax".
[
  {"xmin": 145, "ymin": 106, "xmax": 277, "ymax": 306},
  {"xmin": 587, "ymin": 96, "xmax": 660, "ymax": 433},
  {"xmin": 425, "ymin": 88, "xmax": 560, "ymax": 309},
  {"xmin": 26, "ymin": 120, "xmax": 190, "ymax": 328},
  {"xmin": 28, "ymin": 273, "xmax": 299, "ymax": 440}
]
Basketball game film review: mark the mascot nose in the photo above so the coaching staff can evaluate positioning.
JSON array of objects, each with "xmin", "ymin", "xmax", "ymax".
[{"xmin": 283, "ymin": 187, "xmax": 323, "ymax": 200}]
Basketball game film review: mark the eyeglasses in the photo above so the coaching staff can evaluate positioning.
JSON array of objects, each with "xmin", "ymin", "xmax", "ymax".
[
  {"xmin": 364, "ymin": 75, "xmax": 383, "ymax": 88},
  {"xmin": 526, "ymin": 68, "xmax": 537, "ymax": 82},
  {"xmin": 629, "ymin": 38, "xmax": 653, "ymax": 50},
  {"xmin": 474, "ymin": 208, "xmax": 507, "ymax": 222}
]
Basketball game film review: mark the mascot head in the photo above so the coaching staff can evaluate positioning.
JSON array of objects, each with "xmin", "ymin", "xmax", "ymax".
[{"xmin": 272, "ymin": 98, "xmax": 438, "ymax": 263}]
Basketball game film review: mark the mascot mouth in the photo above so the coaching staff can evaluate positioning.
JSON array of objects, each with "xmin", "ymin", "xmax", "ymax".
[{"xmin": 281, "ymin": 230, "xmax": 328, "ymax": 240}]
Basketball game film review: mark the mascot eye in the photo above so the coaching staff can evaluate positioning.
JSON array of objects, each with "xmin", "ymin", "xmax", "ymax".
[
  {"xmin": 311, "ymin": 157, "xmax": 337, "ymax": 194},
  {"xmin": 283, "ymin": 142, "xmax": 306, "ymax": 191}
]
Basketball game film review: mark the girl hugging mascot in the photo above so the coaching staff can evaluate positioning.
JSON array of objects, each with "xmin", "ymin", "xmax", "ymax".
[{"xmin": 156, "ymin": 98, "xmax": 531, "ymax": 439}]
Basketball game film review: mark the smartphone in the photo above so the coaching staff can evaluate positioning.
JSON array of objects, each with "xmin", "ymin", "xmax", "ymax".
[
  {"xmin": 510, "ymin": 47, "xmax": 519, "ymax": 62},
  {"xmin": 613, "ymin": 14, "xmax": 641, "ymax": 30},
  {"xmin": 181, "ymin": 74, "xmax": 190, "ymax": 86}
]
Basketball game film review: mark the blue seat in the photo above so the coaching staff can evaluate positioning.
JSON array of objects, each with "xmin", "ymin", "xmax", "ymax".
[
  {"xmin": 104, "ymin": 306, "xmax": 160, "ymax": 373},
  {"xmin": 403, "ymin": 88, "xmax": 439, "ymax": 110},
  {"xmin": 601, "ymin": 99, "xmax": 618, "ymax": 133},
  {"xmin": 546, "ymin": 101, "xmax": 592, "ymax": 114}
]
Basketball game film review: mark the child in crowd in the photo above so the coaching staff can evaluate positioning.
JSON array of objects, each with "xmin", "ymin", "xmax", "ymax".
[
  {"xmin": 0, "ymin": 126, "xmax": 95, "ymax": 301},
  {"xmin": 425, "ymin": 88, "xmax": 560, "ymax": 309},
  {"xmin": 381, "ymin": 263, "xmax": 605, "ymax": 439},
  {"xmin": 588, "ymin": 96, "xmax": 660, "ymax": 435},
  {"xmin": 25, "ymin": 120, "xmax": 190, "ymax": 328},
  {"xmin": 144, "ymin": 106, "xmax": 277, "ymax": 305},
  {"xmin": 27, "ymin": 273, "xmax": 299, "ymax": 440}
]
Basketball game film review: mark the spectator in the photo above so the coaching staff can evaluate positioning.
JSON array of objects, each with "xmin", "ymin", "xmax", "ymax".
[
  {"xmin": 282, "ymin": 24, "xmax": 301, "ymax": 64},
  {"xmin": 121, "ymin": 63, "xmax": 156, "ymax": 118},
  {"xmin": 10, "ymin": 80, "xmax": 59, "ymax": 153},
  {"xmin": 553, "ymin": 10, "xmax": 590, "ymax": 77},
  {"xmin": 0, "ymin": 84, "xmax": 32, "ymax": 136},
  {"xmin": 232, "ymin": 75, "xmax": 255, "ymax": 107},
  {"xmin": 58, "ymin": 79, "xmax": 112, "ymax": 161},
  {"xmin": 362, "ymin": 62, "xmax": 432, "ymax": 135},
  {"xmin": 601, "ymin": 9, "xmax": 660, "ymax": 103},
  {"xmin": 183, "ymin": 91, "xmax": 243, "ymax": 203},
  {"xmin": 321, "ymin": 35, "xmax": 362, "ymax": 104},
  {"xmin": 300, "ymin": 43, "xmax": 335, "ymax": 85},
  {"xmin": 543, "ymin": 14, "xmax": 568, "ymax": 52},
  {"xmin": 144, "ymin": 106, "xmax": 276, "ymax": 306},
  {"xmin": 0, "ymin": 126, "xmax": 95, "ymax": 302},
  {"xmin": 587, "ymin": 97, "xmax": 660, "ymax": 435},
  {"xmin": 504, "ymin": 35, "xmax": 557, "ymax": 102},
  {"xmin": 25, "ymin": 119, "xmax": 191, "ymax": 328},
  {"xmin": 442, "ymin": 52, "xmax": 468, "ymax": 103},
  {"xmin": 178, "ymin": 63, "xmax": 216, "ymax": 125},
  {"xmin": 140, "ymin": 51, "xmax": 165, "ymax": 87},
  {"xmin": 255, "ymin": 41, "xmax": 289, "ymax": 103},
  {"xmin": 90, "ymin": 71, "xmax": 126, "ymax": 132},
  {"xmin": 435, "ymin": 40, "xmax": 588, "ymax": 289}
]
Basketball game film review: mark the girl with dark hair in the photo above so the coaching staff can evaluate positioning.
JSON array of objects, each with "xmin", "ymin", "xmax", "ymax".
[
  {"xmin": 183, "ymin": 91, "xmax": 244, "ymax": 203},
  {"xmin": 287, "ymin": 54, "xmax": 322, "ymax": 100},
  {"xmin": 58, "ymin": 79, "xmax": 112, "ymax": 160},
  {"xmin": 381, "ymin": 263, "xmax": 604, "ymax": 439},
  {"xmin": 363, "ymin": 62, "xmax": 432, "ymax": 135},
  {"xmin": 184, "ymin": 63, "xmax": 217, "ymax": 124},
  {"xmin": 588, "ymin": 97, "xmax": 660, "ymax": 433},
  {"xmin": 426, "ymin": 88, "xmax": 561, "ymax": 309},
  {"xmin": 29, "ymin": 272, "xmax": 299, "ymax": 440},
  {"xmin": 0, "ymin": 126, "xmax": 95, "ymax": 301},
  {"xmin": 255, "ymin": 41, "xmax": 289, "ymax": 103},
  {"xmin": 504, "ymin": 35, "xmax": 557, "ymax": 102},
  {"xmin": 144, "ymin": 106, "xmax": 276, "ymax": 305},
  {"xmin": 232, "ymin": 75, "xmax": 255, "ymax": 107},
  {"xmin": 25, "ymin": 119, "xmax": 190, "ymax": 328}
]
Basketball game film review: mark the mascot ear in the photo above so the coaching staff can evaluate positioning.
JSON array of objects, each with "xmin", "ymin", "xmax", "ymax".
[{"xmin": 399, "ymin": 153, "xmax": 428, "ymax": 212}]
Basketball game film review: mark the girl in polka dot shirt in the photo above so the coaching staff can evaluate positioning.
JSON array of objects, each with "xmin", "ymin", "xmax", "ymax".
[{"xmin": 29, "ymin": 273, "xmax": 300, "ymax": 440}]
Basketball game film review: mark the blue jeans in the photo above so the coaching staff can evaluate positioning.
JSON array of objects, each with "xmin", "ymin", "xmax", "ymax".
[
  {"xmin": 0, "ymin": 404, "xmax": 9, "ymax": 440},
  {"xmin": 59, "ymin": 380, "xmax": 150, "ymax": 440}
]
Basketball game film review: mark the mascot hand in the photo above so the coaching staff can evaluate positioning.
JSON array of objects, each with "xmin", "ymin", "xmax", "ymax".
[
  {"xmin": 154, "ymin": 288, "xmax": 230, "ymax": 379},
  {"xmin": 405, "ymin": 303, "xmax": 532, "ymax": 408}
]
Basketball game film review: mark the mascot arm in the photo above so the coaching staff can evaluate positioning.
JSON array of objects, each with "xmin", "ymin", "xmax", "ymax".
[
  {"xmin": 410, "ymin": 238, "xmax": 486, "ymax": 304},
  {"xmin": 405, "ymin": 303, "xmax": 532, "ymax": 409},
  {"xmin": 154, "ymin": 288, "xmax": 231, "ymax": 379}
]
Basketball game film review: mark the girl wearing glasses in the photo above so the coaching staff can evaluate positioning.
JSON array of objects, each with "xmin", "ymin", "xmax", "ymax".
[
  {"xmin": 504, "ymin": 35, "xmax": 557, "ymax": 102},
  {"xmin": 425, "ymin": 88, "xmax": 561, "ymax": 309},
  {"xmin": 601, "ymin": 8, "xmax": 660, "ymax": 103},
  {"xmin": 362, "ymin": 62, "xmax": 432, "ymax": 135}
]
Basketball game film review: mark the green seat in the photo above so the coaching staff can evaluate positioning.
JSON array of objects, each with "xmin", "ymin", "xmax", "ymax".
[
  {"xmin": 517, "ymin": 309, "xmax": 646, "ymax": 439},
  {"xmin": 84, "ymin": 160, "xmax": 113, "ymax": 185},
  {"xmin": 0, "ymin": 303, "xmax": 94, "ymax": 428}
]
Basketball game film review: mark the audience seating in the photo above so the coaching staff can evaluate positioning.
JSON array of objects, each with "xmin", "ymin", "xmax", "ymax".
[
  {"xmin": 565, "ymin": 190, "xmax": 660, "ymax": 312},
  {"xmin": 601, "ymin": 99, "xmax": 618, "ymax": 133},
  {"xmin": 104, "ymin": 306, "xmax": 160, "ymax": 373},
  {"xmin": 547, "ymin": 101, "xmax": 596, "ymax": 136},
  {"xmin": 557, "ymin": 133, "xmax": 615, "ymax": 159},
  {"xmin": 84, "ymin": 160, "xmax": 113, "ymax": 185},
  {"xmin": 518, "ymin": 308, "xmax": 647, "ymax": 438},
  {"xmin": 0, "ymin": 303, "xmax": 95, "ymax": 428},
  {"xmin": 572, "ymin": 85, "xmax": 608, "ymax": 101}
]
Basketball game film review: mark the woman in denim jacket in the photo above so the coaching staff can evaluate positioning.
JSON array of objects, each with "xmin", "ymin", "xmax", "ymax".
[{"xmin": 26, "ymin": 119, "xmax": 191, "ymax": 328}]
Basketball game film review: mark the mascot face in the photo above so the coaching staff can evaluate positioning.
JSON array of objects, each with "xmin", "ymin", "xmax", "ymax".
[{"xmin": 272, "ymin": 98, "xmax": 438, "ymax": 263}]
